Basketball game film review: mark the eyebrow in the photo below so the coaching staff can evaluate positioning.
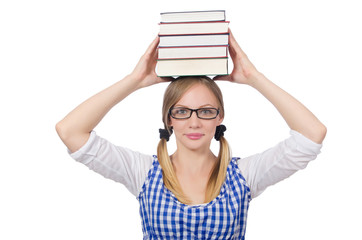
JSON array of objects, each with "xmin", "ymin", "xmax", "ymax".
[{"xmin": 173, "ymin": 104, "xmax": 216, "ymax": 108}]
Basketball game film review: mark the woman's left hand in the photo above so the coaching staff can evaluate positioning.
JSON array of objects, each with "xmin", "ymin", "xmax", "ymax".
[
  {"xmin": 214, "ymin": 29, "xmax": 260, "ymax": 85},
  {"xmin": 216, "ymin": 30, "xmax": 327, "ymax": 144}
]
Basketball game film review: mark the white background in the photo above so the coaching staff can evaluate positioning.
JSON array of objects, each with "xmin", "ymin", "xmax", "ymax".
[{"xmin": 1, "ymin": 0, "xmax": 361, "ymax": 239}]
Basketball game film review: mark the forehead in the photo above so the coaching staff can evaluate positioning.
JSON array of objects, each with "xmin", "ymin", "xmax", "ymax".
[{"xmin": 175, "ymin": 83, "xmax": 218, "ymax": 108}]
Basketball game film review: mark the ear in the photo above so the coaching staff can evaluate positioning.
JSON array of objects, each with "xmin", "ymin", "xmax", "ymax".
[
  {"xmin": 167, "ymin": 116, "xmax": 173, "ymax": 127},
  {"xmin": 217, "ymin": 115, "xmax": 224, "ymax": 125}
]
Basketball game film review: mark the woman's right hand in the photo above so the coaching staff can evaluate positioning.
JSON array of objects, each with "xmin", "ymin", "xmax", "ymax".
[
  {"xmin": 56, "ymin": 37, "xmax": 171, "ymax": 152},
  {"xmin": 129, "ymin": 36, "xmax": 172, "ymax": 89}
]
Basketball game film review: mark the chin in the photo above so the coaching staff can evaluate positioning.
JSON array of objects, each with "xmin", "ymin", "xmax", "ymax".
[{"xmin": 181, "ymin": 138, "xmax": 212, "ymax": 151}]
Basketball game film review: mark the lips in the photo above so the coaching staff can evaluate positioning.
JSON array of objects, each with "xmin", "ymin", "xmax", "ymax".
[{"xmin": 185, "ymin": 133, "xmax": 204, "ymax": 140}]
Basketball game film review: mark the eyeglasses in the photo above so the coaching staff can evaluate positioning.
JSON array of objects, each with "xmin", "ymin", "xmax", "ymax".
[{"xmin": 169, "ymin": 107, "xmax": 220, "ymax": 120}]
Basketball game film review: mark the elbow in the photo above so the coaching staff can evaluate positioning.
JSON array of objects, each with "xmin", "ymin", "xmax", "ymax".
[
  {"xmin": 313, "ymin": 123, "xmax": 327, "ymax": 144},
  {"xmin": 320, "ymin": 124, "xmax": 327, "ymax": 142},
  {"xmin": 55, "ymin": 120, "xmax": 70, "ymax": 142},
  {"xmin": 55, "ymin": 121, "xmax": 65, "ymax": 139},
  {"xmin": 295, "ymin": 122, "xmax": 327, "ymax": 145},
  {"xmin": 55, "ymin": 120, "xmax": 90, "ymax": 153},
  {"xmin": 55, "ymin": 121, "xmax": 76, "ymax": 152}
]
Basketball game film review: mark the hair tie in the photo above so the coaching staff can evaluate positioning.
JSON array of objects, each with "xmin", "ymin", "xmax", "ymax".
[
  {"xmin": 214, "ymin": 125, "xmax": 226, "ymax": 141},
  {"xmin": 159, "ymin": 128, "xmax": 172, "ymax": 142}
]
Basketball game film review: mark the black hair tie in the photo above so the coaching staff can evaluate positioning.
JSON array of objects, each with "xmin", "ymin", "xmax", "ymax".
[
  {"xmin": 159, "ymin": 128, "xmax": 173, "ymax": 142},
  {"xmin": 214, "ymin": 125, "xmax": 226, "ymax": 141}
]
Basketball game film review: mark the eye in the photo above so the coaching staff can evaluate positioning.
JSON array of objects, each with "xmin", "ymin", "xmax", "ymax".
[
  {"xmin": 171, "ymin": 108, "xmax": 190, "ymax": 117},
  {"xmin": 199, "ymin": 108, "xmax": 215, "ymax": 115},
  {"xmin": 175, "ymin": 108, "xmax": 188, "ymax": 115}
]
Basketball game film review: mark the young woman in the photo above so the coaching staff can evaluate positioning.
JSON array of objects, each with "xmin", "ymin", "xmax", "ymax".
[{"xmin": 56, "ymin": 30, "xmax": 327, "ymax": 239}]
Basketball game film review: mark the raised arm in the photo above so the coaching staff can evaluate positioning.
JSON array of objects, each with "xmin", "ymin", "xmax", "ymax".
[
  {"xmin": 56, "ymin": 37, "xmax": 170, "ymax": 152},
  {"xmin": 215, "ymin": 30, "xmax": 327, "ymax": 143}
]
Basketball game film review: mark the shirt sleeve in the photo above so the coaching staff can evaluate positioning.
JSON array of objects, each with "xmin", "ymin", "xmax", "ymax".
[
  {"xmin": 238, "ymin": 130, "xmax": 323, "ymax": 199},
  {"xmin": 68, "ymin": 131, "xmax": 153, "ymax": 197}
]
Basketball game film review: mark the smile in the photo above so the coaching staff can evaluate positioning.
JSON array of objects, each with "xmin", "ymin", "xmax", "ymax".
[{"xmin": 185, "ymin": 133, "xmax": 204, "ymax": 140}]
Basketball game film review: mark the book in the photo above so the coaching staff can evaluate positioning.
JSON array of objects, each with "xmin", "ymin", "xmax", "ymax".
[
  {"xmin": 158, "ymin": 45, "xmax": 228, "ymax": 59},
  {"xmin": 160, "ymin": 10, "xmax": 226, "ymax": 23},
  {"xmin": 156, "ymin": 58, "xmax": 228, "ymax": 77},
  {"xmin": 159, "ymin": 21, "xmax": 229, "ymax": 35},
  {"xmin": 156, "ymin": 10, "xmax": 229, "ymax": 77},
  {"xmin": 159, "ymin": 33, "xmax": 229, "ymax": 47}
]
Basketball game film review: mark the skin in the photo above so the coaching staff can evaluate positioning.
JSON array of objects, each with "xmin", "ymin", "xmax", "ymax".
[
  {"xmin": 214, "ymin": 30, "xmax": 327, "ymax": 144},
  {"xmin": 169, "ymin": 84, "xmax": 224, "ymax": 204},
  {"xmin": 56, "ymin": 29, "xmax": 327, "ymax": 204},
  {"xmin": 55, "ymin": 36, "xmax": 171, "ymax": 153}
]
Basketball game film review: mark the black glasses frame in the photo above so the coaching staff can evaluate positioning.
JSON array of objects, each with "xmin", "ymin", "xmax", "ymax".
[{"xmin": 169, "ymin": 107, "xmax": 220, "ymax": 120}]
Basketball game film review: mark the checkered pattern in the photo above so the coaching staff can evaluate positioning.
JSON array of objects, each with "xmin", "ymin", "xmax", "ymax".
[{"xmin": 137, "ymin": 157, "xmax": 251, "ymax": 239}]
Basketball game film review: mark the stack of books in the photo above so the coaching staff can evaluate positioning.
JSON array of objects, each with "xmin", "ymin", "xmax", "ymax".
[{"xmin": 156, "ymin": 10, "xmax": 229, "ymax": 77}]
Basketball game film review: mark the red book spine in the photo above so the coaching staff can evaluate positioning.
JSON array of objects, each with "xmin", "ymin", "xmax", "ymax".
[
  {"xmin": 159, "ymin": 21, "xmax": 230, "ymax": 25},
  {"xmin": 158, "ymin": 45, "xmax": 228, "ymax": 49},
  {"xmin": 157, "ymin": 45, "xmax": 229, "ymax": 60}
]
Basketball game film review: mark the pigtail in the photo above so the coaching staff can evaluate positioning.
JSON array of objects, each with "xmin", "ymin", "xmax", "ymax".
[
  {"xmin": 157, "ymin": 138, "xmax": 191, "ymax": 204},
  {"xmin": 158, "ymin": 76, "xmax": 229, "ymax": 205},
  {"xmin": 205, "ymin": 136, "xmax": 231, "ymax": 202}
]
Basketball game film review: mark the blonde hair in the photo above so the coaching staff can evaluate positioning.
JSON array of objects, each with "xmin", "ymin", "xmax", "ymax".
[{"xmin": 157, "ymin": 76, "xmax": 231, "ymax": 204}]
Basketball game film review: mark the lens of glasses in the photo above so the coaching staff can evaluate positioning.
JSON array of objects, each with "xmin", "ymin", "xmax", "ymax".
[{"xmin": 170, "ymin": 107, "xmax": 219, "ymax": 119}]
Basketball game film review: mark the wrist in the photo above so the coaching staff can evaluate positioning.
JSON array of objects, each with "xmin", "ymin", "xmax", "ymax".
[
  {"xmin": 124, "ymin": 73, "xmax": 145, "ymax": 91},
  {"xmin": 247, "ymin": 71, "xmax": 267, "ymax": 88}
]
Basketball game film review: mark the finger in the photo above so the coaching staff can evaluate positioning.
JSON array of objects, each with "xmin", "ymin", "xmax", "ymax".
[
  {"xmin": 228, "ymin": 29, "xmax": 240, "ymax": 50},
  {"xmin": 145, "ymin": 36, "xmax": 160, "ymax": 55},
  {"xmin": 227, "ymin": 30, "xmax": 239, "ymax": 61},
  {"xmin": 213, "ymin": 75, "xmax": 232, "ymax": 81},
  {"xmin": 161, "ymin": 76, "xmax": 174, "ymax": 82},
  {"xmin": 228, "ymin": 30, "xmax": 248, "ymax": 58},
  {"xmin": 156, "ymin": 76, "xmax": 173, "ymax": 84}
]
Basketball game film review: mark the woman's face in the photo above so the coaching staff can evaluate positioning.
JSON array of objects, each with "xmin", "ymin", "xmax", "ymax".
[{"xmin": 169, "ymin": 83, "xmax": 223, "ymax": 152}]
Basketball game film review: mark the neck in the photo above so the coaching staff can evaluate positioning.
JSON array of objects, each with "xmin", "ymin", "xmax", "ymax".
[{"xmin": 171, "ymin": 148, "xmax": 217, "ymax": 176}]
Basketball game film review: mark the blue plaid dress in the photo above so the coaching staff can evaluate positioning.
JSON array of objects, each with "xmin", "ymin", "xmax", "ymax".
[{"xmin": 137, "ymin": 156, "xmax": 251, "ymax": 239}]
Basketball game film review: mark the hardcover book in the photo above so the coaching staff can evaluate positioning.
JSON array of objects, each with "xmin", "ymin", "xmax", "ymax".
[
  {"xmin": 161, "ymin": 10, "xmax": 226, "ymax": 23},
  {"xmin": 158, "ymin": 45, "xmax": 228, "ymax": 59},
  {"xmin": 156, "ymin": 58, "xmax": 228, "ymax": 77},
  {"xmin": 159, "ymin": 21, "xmax": 229, "ymax": 35},
  {"xmin": 159, "ymin": 33, "xmax": 229, "ymax": 47},
  {"xmin": 156, "ymin": 10, "xmax": 229, "ymax": 77}
]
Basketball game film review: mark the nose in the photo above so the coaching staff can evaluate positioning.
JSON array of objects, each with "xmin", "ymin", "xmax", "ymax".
[{"xmin": 188, "ymin": 111, "xmax": 201, "ymax": 128}]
